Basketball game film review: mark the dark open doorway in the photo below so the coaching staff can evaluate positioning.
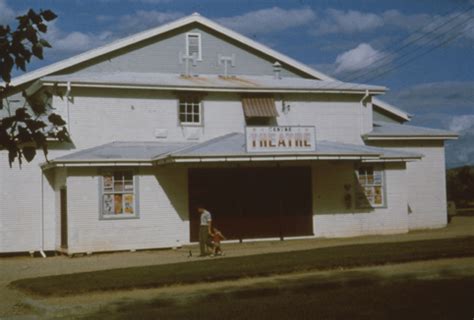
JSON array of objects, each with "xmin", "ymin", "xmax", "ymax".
[{"xmin": 188, "ymin": 166, "xmax": 313, "ymax": 241}]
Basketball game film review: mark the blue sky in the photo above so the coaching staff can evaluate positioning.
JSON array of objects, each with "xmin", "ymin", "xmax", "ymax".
[{"xmin": 1, "ymin": 0, "xmax": 474, "ymax": 162}]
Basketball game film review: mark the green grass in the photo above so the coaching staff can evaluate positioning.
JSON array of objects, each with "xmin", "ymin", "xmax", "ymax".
[
  {"xmin": 10, "ymin": 236, "xmax": 474, "ymax": 297},
  {"xmin": 82, "ymin": 274, "xmax": 474, "ymax": 320}
]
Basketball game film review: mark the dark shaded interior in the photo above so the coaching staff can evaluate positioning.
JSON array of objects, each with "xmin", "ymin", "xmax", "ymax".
[{"xmin": 189, "ymin": 166, "xmax": 313, "ymax": 241}]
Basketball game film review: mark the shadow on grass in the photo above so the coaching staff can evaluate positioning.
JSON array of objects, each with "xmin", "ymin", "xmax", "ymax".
[
  {"xmin": 10, "ymin": 236, "xmax": 474, "ymax": 297},
  {"xmin": 81, "ymin": 272, "xmax": 474, "ymax": 320}
]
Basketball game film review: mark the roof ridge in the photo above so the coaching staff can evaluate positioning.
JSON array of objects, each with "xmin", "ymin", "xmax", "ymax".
[
  {"xmin": 3, "ymin": 13, "xmax": 407, "ymax": 121},
  {"xmin": 5, "ymin": 13, "xmax": 332, "ymax": 89}
]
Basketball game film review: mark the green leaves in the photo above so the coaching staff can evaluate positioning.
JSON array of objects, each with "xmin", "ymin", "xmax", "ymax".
[
  {"xmin": 1, "ymin": 8, "xmax": 57, "ymax": 82},
  {"xmin": 22, "ymin": 146, "xmax": 36, "ymax": 162},
  {"xmin": 41, "ymin": 10, "xmax": 57, "ymax": 22},
  {"xmin": 32, "ymin": 43, "xmax": 44, "ymax": 59},
  {"xmin": 48, "ymin": 113, "xmax": 67, "ymax": 126},
  {"xmin": 39, "ymin": 39, "xmax": 51, "ymax": 48},
  {"xmin": 0, "ymin": 8, "xmax": 64, "ymax": 167}
]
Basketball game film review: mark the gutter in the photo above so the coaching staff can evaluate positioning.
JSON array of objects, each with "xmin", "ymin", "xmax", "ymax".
[
  {"xmin": 41, "ymin": 160, "xmax": 153, "ymax": 170},
  {"xmin": 363, "ymin": 135, "xmax": 459, "ymax": 141},
  {"xmin": 155, "ymin": 154, "xmax": 382, "ymax": 165},
  {"xmin": 360, "ymin": 89, "xmax": 370, "ymax": 104},
  {"xmin": 40, "ymin": 174, "xmax": 47, "ymax": 258},
  {"xmin": 65, "ymin": 81, "xmax": 72, "ymax": 132},
  {"xmin": 41, "ymin": 81, "xmax": 387, "ymax": 95}
]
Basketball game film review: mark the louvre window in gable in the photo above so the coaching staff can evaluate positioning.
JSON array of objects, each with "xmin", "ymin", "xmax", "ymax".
[{"xmin": 186, "ymin": 33, "xmax": 202, "ymax": 60}]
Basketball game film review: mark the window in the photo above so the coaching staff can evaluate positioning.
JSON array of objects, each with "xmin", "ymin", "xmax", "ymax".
[
  {"xmin": 355, "ymin": 165, "xmax": 385, "ymax": 208},
  {"xmin": 100, "ymin": 170, "xmax": 138, "ymax": 219},
  {"xmin": 179, "ymin": 96, "xmax": 202, "ymax": 125},
  {"xmin": 186, "ymin": 33, "xmax": 202, "ymax": 60}
]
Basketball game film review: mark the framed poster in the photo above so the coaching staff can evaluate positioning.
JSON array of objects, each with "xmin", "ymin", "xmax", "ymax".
[
  {"xmin": 114, "ymin": 194, "xmax": 123, "ymax": 214},
  {"xmin": 124, "ymin": 194, "xmax": 134, "ymax": 214},
  {"xmin": 103, "ymin": 175, "xmax": 113, "ymax": 191},
  {"xmin": 103, "ymin": 194, "xmax": 113, "ymax": 213}
]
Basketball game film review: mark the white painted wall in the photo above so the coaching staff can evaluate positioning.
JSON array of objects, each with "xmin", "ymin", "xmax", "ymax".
[
  {"xmin": 55, "ymin": 89, "xmax": 372, "ymax": 150},
  {"xmin": 65, "ymin": 166, "xmax": 189, "ymax": 253},
  {"xmin": 367, "ymin": 140, "xmax": 448, "ymax": 230},
  {"xmin": 0, "ymin": 150, "xmax": 61, "ymax": 253},
  {"xmin": 312, "ymin": 161, "xmax": 409, "ymax": 237}
]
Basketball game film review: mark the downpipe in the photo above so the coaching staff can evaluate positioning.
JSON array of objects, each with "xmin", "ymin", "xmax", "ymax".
[{"xmin": 40, "ymin": 173, "xmax": 47, "ymax": 258}]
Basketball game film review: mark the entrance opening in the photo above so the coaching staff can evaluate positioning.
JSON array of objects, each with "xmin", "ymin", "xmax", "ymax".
[
  {"xmin": 189, "ymin": 167, "xmax": 313, "ymax": 241},
  {"xmin": 60, "ymin": 187, "xmax": 68, "ymax": 249}
]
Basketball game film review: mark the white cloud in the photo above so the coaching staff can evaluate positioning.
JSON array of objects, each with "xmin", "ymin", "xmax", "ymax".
[
  {"xmin": 311, "ymin": 8, "xmax": 474, "ymax": 43},
  {"xmin": 114, "ymin": 10, "xmax": 184, "ymax": 35},
  {"xmin": 314, "ymin": 9, "xmax": 383, "ymax": 35},
  {"xmin": 217, "ymin": 7, "xmax": 316, "ymax": 35},
  {"xmin": 334, "ymin": 43, "xmax": 387, "ymax": 74},
  {"xmin": 449, "ymin": 115, "xmax": 474, "ymax": 132},
  {"xmin": 45, "ymin": 9, "xmax": 183, "ymax": 55},
  {"xmin": 0, "ymin": 0, "xmax": 15, "ymax": 25},
  {"xmin": 391, "ymin": 81, "xmax": 474, "ymax": 112},
  {"xmin": 45, "ymin": 21, "xmax": 114, "ymax": 54},
  {"xmin": 381, "ymin": 10, "xmax": 432, "ymax": 32}
]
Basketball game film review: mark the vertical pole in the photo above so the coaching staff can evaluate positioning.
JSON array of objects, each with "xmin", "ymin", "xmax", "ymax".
[
  {"xmin": 238, "ymin": 165, "xmax": 243, "ymax": 243},
  {"xmin": 278, "ymin": 163, "xmax": 284, "ymax": 241}
]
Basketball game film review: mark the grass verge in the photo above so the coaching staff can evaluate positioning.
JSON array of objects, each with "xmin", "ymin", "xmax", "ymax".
[
  {"xmin": 10, "ymin": 236, "xmax": 474, "ymax": 297},
  {"xmin": 83, "ymin": 274, "xmax": 474, "ymax": 319}
]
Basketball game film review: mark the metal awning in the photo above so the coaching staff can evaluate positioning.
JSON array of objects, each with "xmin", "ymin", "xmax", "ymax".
[
  {"xmin": 42, "ymin": 133, "xmax": 423, "ymax": 169},
  {"xmin": 242, "ymin": 96, "xmax": 279, "ymax": 117}
]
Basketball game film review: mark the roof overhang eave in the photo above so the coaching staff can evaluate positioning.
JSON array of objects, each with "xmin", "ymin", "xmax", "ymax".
[
  {"xmin": 372, "ymin": 98, "xmax": 412, "ymax": 122},
  {"xmin": 41, "ymin": 80, "xmax": 387, "ymax": 95},
  {"xmin": 363, "ymin": 135, "xmax": 459, "ymax": 141},
  {"xmin": 41, "ymin": 159, "xmax": 153, "ymax": 170},
  {"xmin": 154, "ymin": 153, "xmax": 384, "ymax": 165}
]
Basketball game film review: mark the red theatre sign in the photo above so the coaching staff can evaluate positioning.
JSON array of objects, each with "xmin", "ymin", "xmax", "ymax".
[{"xmin": 245, "ymin": 126, "xmax": 316, "ymax": 153}]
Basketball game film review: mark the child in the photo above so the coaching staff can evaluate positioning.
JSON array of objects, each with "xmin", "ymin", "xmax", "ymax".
[{"xmin": 211, "ymin": 227, "xmax": 225, "ymax": 256}]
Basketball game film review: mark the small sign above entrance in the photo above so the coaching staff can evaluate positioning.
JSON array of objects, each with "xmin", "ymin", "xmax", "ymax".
[{"xmin": 246, "ymin": 126, "xmax": 316, "ymax": 153}]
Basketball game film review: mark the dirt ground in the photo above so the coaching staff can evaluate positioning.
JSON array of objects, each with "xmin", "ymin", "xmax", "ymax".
[{"xmin": 1, "ymin": 216, "xmax": 473, "ymax": 319}]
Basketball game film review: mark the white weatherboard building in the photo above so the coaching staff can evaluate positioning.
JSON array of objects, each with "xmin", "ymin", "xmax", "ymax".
[{"xmin": 0, "ymin": 14, "xmax": 458, "ymax": 255}]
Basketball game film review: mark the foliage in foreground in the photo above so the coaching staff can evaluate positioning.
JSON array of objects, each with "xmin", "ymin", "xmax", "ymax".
[{"xmin": 1, "ymin": 9, "xmax": 70, "ymax": 166}]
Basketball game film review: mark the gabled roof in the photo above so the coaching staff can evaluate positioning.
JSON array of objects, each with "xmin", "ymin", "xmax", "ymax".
[
  {"xmin": 372, "ymin": 98, "xmax": 411, "ymax": 122},
  {"xmin": 363, "ymin": 121, "xmax": 458, "ymax": 140},
  {"xmin": 42, "ymin": 72, "xmax": 386, "ymax": 94},
  {"xmin": 6, "ymin": 13, "xmax": 332, "ymax": 89},
  {"xmin": 4, "ymin": 13, "xmax": 408, "ymax": 120}
]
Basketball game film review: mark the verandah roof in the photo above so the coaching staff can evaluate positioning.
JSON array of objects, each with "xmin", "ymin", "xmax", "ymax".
[
  {"xmin": 363, "ymin": 121, "xmax": 458, "ymax": 140},
  {"xmin": 42, "ymin": 133, "xmax": 422, "ymax": 169}
]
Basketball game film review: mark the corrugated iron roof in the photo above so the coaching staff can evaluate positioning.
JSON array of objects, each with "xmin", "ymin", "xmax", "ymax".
[
  {"xmin": 47, "ymin": 133, "xmax": 422, "ymax": 167},
  {"xmin": 53, "ymin": 141, "xmax": 194, "ymax": 162},
  {"xmin": 156, "ymin": 133, "xmax": 422, "ymax": 159},
  {"xmin": 42, "ymin": 72, "xmax": 386, "ymax": 93},
  {"xmin": 364, "ymin": 121, "xmax": 458, "ymax": 139}
]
